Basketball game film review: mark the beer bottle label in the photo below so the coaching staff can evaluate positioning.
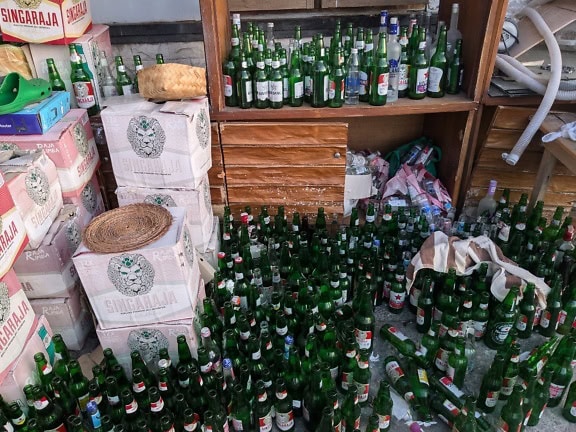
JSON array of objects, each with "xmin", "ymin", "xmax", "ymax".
[
  {"xmin": 269, "ymin": 81, "xmax": 283, "ymax": 102},
  {"xmin": 489, "ymin": 322, "xmax": 512, "ymax": 344},
  {"xmin": 385, "ymin": 360, "xmax": 404, "ymax": 383},
  {"xmin": 377, "ymin": 73, "xmax": 389, "ymax": 96},
  {"xmin": 224, "ymin": 75, "xmax": 233, "ymax": 96},
  {"xmin": 389, "ymin": 291, "xmax": 405, "ymax": 309},
  {"xmin": 329, "ymin": 79, "xmax": 336, "ymax": 100},
  {"xmin": 501, "ymin": 377, "xmax": 516, "ymax": 396},
  {"xmin": 341, "ymin": 371, "xmax": 351, "ymax": 390},
  {"xmin": 474, "ymin": 319, "xmax": 488, "ymax": 338},
  {"xmin": 257, "ymin": 81, "xmax": 269, "ymax": 101},
  {"xmin": 415, "ymin": 68, "xmax": 429, "ymax": 94},
  {"xmin": 232, "ymin": 418, "xmax": 245, "ymax": 431},
  {"xmin": 378, "ymin": 414, "xmax": 391, "ymax": 429},
  {"xmin": 570, "ymin": 401, "xmax": 576, "ymax": 416},
  {"xmin": 245, "ymin": 82, "xmax": 253, "ymax": 102},
  {"xmin": 283, "ymin": 78, "xmax": 289, "ymax": 98},
  {"xmin": 416, "ymin": 307, "xmax": 426, "ymax": 325},
  {"xmin": 427, "ymin": 66, "xmax": 444, "ymax": 92},
  {"xmin": 549, "ymin": 383, "xmax": 566, "ymax": 399},
  {"xmin": 258, "ymin": 411, "xmax": 273, "ymax": 432},
  {"xmin": 443, "ymin": 399, "xmax": 459, "ymax": 416},
  {"xmin": 73, "ymin": 81, "xmax": 96, "ymax": 109},
  {"xmin": 275, "ymin": 410, "xmax": 294, "ymax": 431},
  {"xmin": 122, "ymin": 84, "xmax": 133, "ymax": 95},
  {"xmin": 516, "ymin": 314, "xmax": 528, "ymax": 331},
  {"xmin": 359, "ymin": 71, "xmax": 368, "ymax": 95},
  {"xmin": 354, "ymin": 380, "xmax": 370, "ymax": 403},
  {"xmin": 355, "ymin": 328, "xmax": 373, "ymax": 350},
  {"xmin": 398, "ymin": 64, "xmax": 409, "ymax": 90},
  {"xmin": 293, "ymin": 81, "xmax": 304, "ymax": 99},
  {"xmin": 485, "ymin": 391, "xmax": 499, "ymax": 407},
  {"xmin": 434, "ymin": 348, "xmax": 449, "ymax": 371}
]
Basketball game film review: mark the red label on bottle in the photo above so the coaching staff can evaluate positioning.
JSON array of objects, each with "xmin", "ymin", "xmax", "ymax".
[
  {"xmin": 416, "ymin": 307, "xmax": 426, "ymax": 325},
  {"xmin": 549, "ymin": 383, "xmax": 566, "ymax": 399},
  {"xmin": 389, "ymin": 291, "xmax": 405, "ymax": 309},
  {"xmin": 45, "ymin": 424, "xmax": 67, "ymax": 432},
  {"xmin": 355, "ymin": 328, "xmax": 373, "ymax": 350},
  {"xmin": 224, "ymin": 75, "xmax": 233, "ymax": 97},
  {"xmin": 72, "ymin": 81, "xmax": 96, "ymax": 109}
]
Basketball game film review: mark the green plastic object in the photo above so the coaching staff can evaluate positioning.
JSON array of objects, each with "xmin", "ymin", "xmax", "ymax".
[{"xmin": 0, "ymin": 73, "xmax": 52, "ymax": 115}]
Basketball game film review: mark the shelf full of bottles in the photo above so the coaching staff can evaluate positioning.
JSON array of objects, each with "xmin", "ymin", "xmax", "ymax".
[{"xmin": 5, "ymin": 191, "xmax": 576, "ymax": 432}]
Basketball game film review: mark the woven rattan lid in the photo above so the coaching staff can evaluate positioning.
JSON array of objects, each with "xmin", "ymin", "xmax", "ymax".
[{"xmin": 83, "ymin": 203, "xmax": 173, "ymax": 253}]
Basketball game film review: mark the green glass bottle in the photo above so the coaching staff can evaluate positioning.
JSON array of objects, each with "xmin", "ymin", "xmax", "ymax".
[
  {"xmin": 114, "ymin": 56, "xmax": 133, "ymax": 96},
  {"xmin": 521, "ymin": 371, "xmax": 539, "ymax": 426},
  {"xmin": 236, "ymin": 53, "xmax": 253, "ymax": 109},
  {"xmin": 7, "ymin": 402, "xmax": 28, "ymax": 432},
  {"xmin": 398, "ymin": 26, "xmax": 410, "ymax": 98},
  {"xmin": 379, "ymin": 324, "xmax": 416, "ymax": 358},
  {"xmin": 32, "ymin": 385, "xmax": 66, "ymax": 432},
  {"xmin": 558, "ymin": 281, "xmax": 576, "ymax": 335},
  {"xmin": 131, "ymin": 369, "xmax": 150, "ymax": 414},
  {"xmin": 274, "ymin": 378, "xmax": 294, "ymax": 431},
  {"xmin": 452, "ymin": 396, "xmax": 477, "ymax": 432},
  {"xmin": 230, "ymin": 383, "xmax": 251, "ymax": 431},
  {"xmin": 372, "ymin": 380, "xmax": 392, "ymax": 431},
  {"xmin": 23, "ymin": 385, "xmax": 37, "ymax": 420},
  {"xmin": 253, "ymin": 380, "xmax": 273, "ymax": 432},
  {"xmin": 484, "ymin": 286, "xmax": 519, "ymax": 349},
  {"xmin": 341, "ymin": 385, "xmax": 361, "ymax": 432},
  {"xmin": 328, "ymin": 46, "xmax": 345, "ymax": 108},
  {"xmin": 446, "ymin": 39, "xmax": 463, "ymax": 94},
  {"xmin": 52, "ymin": 334, "xmax": 71, "ymax": 384},
  {"xmin": 416, "ymin": 275, "xmax": 434, "ymax": 333},
  {"xmin": 369, "ymin": 32, "xmax": 389, "ymax": 106},
  {"xmin": 288, "ymin": 48, "xmax": 304, "ymax": 107},
  {"xmin": 388, "ymin": 268, "xmax": 406, "ymax": 314},
  {"xmin": 472, "ymin": 292, "xmax": 490, "ymax": 340},
  {"xmin": 353, "ymin": 349, "xmax": 371, "ymax": 407},
  {"xmin": 302, "ymin": 363, "xmax": 326, "ymax": 430},
  {"xmin": 34, "ymin": 352, "xmax": 56, "ymax": 397},
  {"xmin": 500, "ymin": 343, "xmax": 520, "ymax": 401},
  {"xmin": 427, "ymin": 25, "xmax": 447, "ymax": 98},
  {"xmin": 131, "ymin": 351, "xmax": 153, "ymax": 387},
  {"xmin": 562, "ymin": 380, "xmax": 576, "ymax": 423},
  {"xmin": 408, "ymin": 28, "xmax": 429, "ymax": 100},
  {"xmin": 46, "ymin": 58, "xmax": 66, "ymax": 91},
  {"xmin": 104, "ymin": 376, "xmax": 125, "ymax": 424},
  {"xmin": 120, "ymin": 388, "xmax": 145, "ymax": 432},
  {"xmin": 538, "ymin": 275, "xmax": 563, "ymax": 337},
  {"xmin": 68, "ymin": 360, "xmax": 90, "ymax": 413},
  {"xmin": 477, "ymin": 353, "xmax": 505, "ymax": 413},
  {"xmin": 548, "ymin": 347, "xmax": 575, "ymax": 407},
  {"xmin": 267, "ymin": 52, "xmax": 283, "ymax": 109},
  {"xmin": 526, "ymin": 367, "xmax": 553, "ymax": 426},
  {"xmin": 69, "ymin": 44, "xmax": 99, "ymax": 116},
  {"xmin": 496, "ymin": 385, "xmax": 524, "ymax": 432},
  {"xmin": 383, "ymin": 356, "xmax": 414, "ymax": 402},
  {"xmin": 52, "ymin": 377, "xmax": 79, "ymax": 417},
  {"xmin": 515, "ymin": 282, "xmax": 536, "ymax": 338},
  {"xmin": 312, "ymin": 37, "xmax": 329, "ymax": 108},
  {"xmin": 447, "ymin": 337, "xmax": 468, "ymax": 388},
  {"xmin": 156, "ymin": 54, "xmax": 165, "ymax": 64},
  {"xmin": 132, "ymin": 54, "xmax": 143, "ymax": 93},
  {"xmin": 223, "ymin": 54, "xmax": 239, "ymax": 107}
]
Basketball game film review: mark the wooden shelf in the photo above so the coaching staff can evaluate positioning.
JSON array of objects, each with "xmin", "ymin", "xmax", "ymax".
[{"xmin": 211, "ymin": 93, "xmax": 478, "ymax": 121}]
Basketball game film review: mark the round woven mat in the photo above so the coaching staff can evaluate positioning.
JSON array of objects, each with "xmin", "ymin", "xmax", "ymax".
[{"xmin": 83, "ymin": 203, "xmax": 173, "ymax": 253}]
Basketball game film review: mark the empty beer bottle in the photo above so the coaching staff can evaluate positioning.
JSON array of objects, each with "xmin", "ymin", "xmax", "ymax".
[
  {"xmin": 114, "ymin": 56, "xmax": 133, "ymax": 96},
  {"xmin": 472, "ymin": 292, "xmax": 490, "ymax": 340},
  {"xmin": 521, "ymin": 371, "xmax": 538, "ymax": 426},
  {"xmin": 32, "ymin": 385, "xmax": 66, "ymax": 432},
  {"xmin": 548, "ymin": 346, "xmax": 574, "ymax": 408},
  {"xmin": 353, "ymin": 349, "xmax": 372, "ymax": 407},
  {"xmin": 452, "ymin": 396, "xmax": 477, "ymax": 432},
  {"xmin": 268, "ymin": 52, "xmax": 283, "ymax": 109},
  {"xmin": 538, "ymin": 275, "xmax": 562, "ymax": 337},
  {"xmin": 288, "ymin": 48, "xmax": 304, "ymax": 107},
  {"xmin": 526, "ymin": 367, "xmax": 553, "ymax": 426},
  {"xmin": 427, "ymin": 25, "xmax": 447, "ymax": 98},
  {"xmin": 484, "ymin": 286, "xmax": 519, "ymax": 349},
  {"xmin": 46, "ymin": 58, "xmax": 66, "ymax": 91},
  {"xmin": 416, "ymin": 275, "xmax": 434, "ymax": 333},
  {"xmin": 379, "ymin": 324, "xmax": 416, "ymax": 358},
  {"xmin": 312, "ymin": 36, "xmax": 329, "ymax": 108},
  {"xmin": 515, "ymin": 282, "xmax": 536, "ymax": 338},
  {"xmin": 23, "ymin": 385, "xmax": 37, "ymax": 419},
  {"xmin": 316, "ymin": 406, "xmax": 334, "ymax": 432},
  {"xmin": 447, "ymin": 337, "xmax": 467, "ymax": 388},
  {"xmin": 223, "ymin": 54, "xmax": 238, "ymax": 107},
  {"xmin": 497, "ymin": 385, "xmax": 524, "ymax": 432},
  {"xmin": 254, "ymin": 380, "xmax": 273, "ymax": 432},
  {"xmin": 69, "ymin": 44, "xmax": 99, "ymax": 116},
  {"xmin": 477, "ymin": 353, "xmax": 505, "ymax": 413},
  {"xmin": 230, "ymin": 384, "xmax": 251, "ymax": 431},
  {"xmin": 156, "ymin": 54, "xmax": 165, "ymax": 64},
  {"xmin": 446, "ymin": 39, "xmax": 463, "ymax": 94},
  {"xmin": 105, "ymin": 376, "xmax": 125, "ymax": 424},
  {"xmin": 8, "ymin": 402, "xmax": 28, "ymax": 432},
  {"xmin": 408, "ymin": 29, "xmax": 429, "ymax": 100},
  {"xmin": 341, "ymin": 385, "xmax": 361, "ymax": 432},
  {"xmin": 499, "ymin": 343, "xmax": 520, "ymax": 402},
  {"xmin": 372, "ymin": 380, "xmax": 392, "ymax": 431},
  {"xmin": 35, "ymin": 352, "xmax": 56, "ymax": 397},
  {"xmin": 384, "ymin": 356, "xmax": 414, "ymax": 402},
  {"xmin": 562, "ymin": 380, "xmax": 576, "ymax": 423},
  {"xmin": 52, "ymin": 377, "xmax": 79, "ymax": 418},
  {"xmin": 236, "ymin": 53, "xmax": 253, "ymax": 109},
  {"xmin": 354, "ymin": 285, "xmax": 375, "ymax": 352},
  {"xmin": 68, "ymin": 360, "xmax": 90, "ymax": 413},
  {"xmin": 328, "ymin": 46, "xmax": 345, "ymax": 108},
  {"xmin": 52, "ymin": 334, "xmax": 71, "ymax": 384},
  {"xmin": 369, "ymin": 32, "xmax": 389, "ymax": 106},
  {"xmin": 274, "ymin": 378, "xmax": 294, "ymax": 432}
]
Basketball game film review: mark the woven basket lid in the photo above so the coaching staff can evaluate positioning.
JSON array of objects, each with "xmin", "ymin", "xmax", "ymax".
[{"xmin": 83, "ymin": 203, "xmax": 173, "ymax": 253}]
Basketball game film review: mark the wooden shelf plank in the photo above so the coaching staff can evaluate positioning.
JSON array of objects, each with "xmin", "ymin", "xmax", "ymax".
[{"xmin": 211, "ymin": 93, "xmax": 477, "ymax": 121}]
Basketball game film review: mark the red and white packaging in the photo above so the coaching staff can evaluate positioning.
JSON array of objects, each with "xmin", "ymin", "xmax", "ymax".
[
  {"xmin": 96, "ymin": 278, "xmax": 205, "ymax": 375},
  {"xmin": 63, "ymin": 172, "xmax": 105, "ymax": 226},
  {"xmin": 0, "ymin": 0, "xmax": 92, "ymax": 44},
  {"xmin": 0, "ymin": 270, "xmax": 37, "ymax": 383},
  {"xmin": 13, "ymin": 205, "xmax": 89, "ymax": 298},
  {"xmin": 30, "ymin": 285, "xmax": 93, "ymax": 350},
  {"xmin": 116, "ymin": 174, "xmax": 213, "ymax": 250},
  {"xmin": 4, "ymin": 110, "xmax": 100, "ymax": 198},
  {"xmin": 73, "ymin": 207, "xmax": 201, "ymax": 329},
  {"xmin": 0, "ymin": 314, "xmax": 53, "ymax": 409},
  {"xmin": 0, "ymin": 151, "xmax": 63, "ymax": 249},
  {"xmin": 0, "ymin": 171, "xmax": 28, "ymax": 280}
]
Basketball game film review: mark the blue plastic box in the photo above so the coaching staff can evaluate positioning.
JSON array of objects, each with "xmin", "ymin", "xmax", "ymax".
[{"xmin": 0, "ymin": 91, "xmax": 71, "ymax": 135}]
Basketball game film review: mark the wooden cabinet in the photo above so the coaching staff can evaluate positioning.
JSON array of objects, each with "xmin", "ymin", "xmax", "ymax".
[{"xmin": 199, "ymin": 0, "xmax": 508, "ymax": 215}]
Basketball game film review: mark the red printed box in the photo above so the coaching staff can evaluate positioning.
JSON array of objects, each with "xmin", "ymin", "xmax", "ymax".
[
  {"xmin": 0, "ymin": 171, "xmax": 28, "ymax": 280},
  {"xmin": 73, "ymin": 208, "xmax": 201, "ymax": 329},
  {"xmin": 0, "ymin": 151, "xmax": 63, "ymax": 249},
  {"xmin": 3, "ymin": 109, "xmax": 99, "ymax": 198},
  {"xmin": 0, "ymin": 0, "xmax": 92, "ymax": 45}
]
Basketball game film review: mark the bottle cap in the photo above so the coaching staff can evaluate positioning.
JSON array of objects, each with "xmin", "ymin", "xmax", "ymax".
[
  {"xmin": 285, "ymin": 335, "xmax": 294, "ymax": 346},
  {"xmin": 86, "ymin": 400, "xmax": 98, "ymax": 414},
  {"xmin": 201, "ymin": 327, "xmax": 211, "ymax": 338},
  {"xmin": 222, "ymin": 358, "xmax": 232, "ymax": 369}
]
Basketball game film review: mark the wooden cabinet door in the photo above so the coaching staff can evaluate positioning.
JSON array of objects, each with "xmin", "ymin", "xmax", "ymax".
[{"xmin": 220, "ymin": 122, "xmax": 348, "ymax": 216}]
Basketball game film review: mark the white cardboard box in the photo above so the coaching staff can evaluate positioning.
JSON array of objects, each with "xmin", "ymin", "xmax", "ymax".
[
  {"xmin": 13, "ymin": 205, "xmax": 89, "ymax": 299},
  {"xmin": 101, "ymin": 98, "xmax": 212, "ymax": 189},
  {"xmin": 73, "ymin": 208, "xmax": 201, "ymax": 329},
  {"xmin": 0, "ymin": 170, "xmax": 28, "ymax": 280},
  {"xmin": 3, "ymin": 110, "xmax": 100, "ymax": 197},
  {"xmin": 63, "ymin": 172, "xmax": 105, "ymax": 226},
  {"xmin": 197, "ymin": 216, "xmax": 220, "ymax": 269},
  {"xmin": 0, "ymin": 270, "xmax": 38, "ymax": 383},
  {"xmin": 0, "ymin": 315, "xmax": 53, "ymax": 409},
  {"xmin": 0, "ymin": 151, "xmax": 63, "ymax": 250}
]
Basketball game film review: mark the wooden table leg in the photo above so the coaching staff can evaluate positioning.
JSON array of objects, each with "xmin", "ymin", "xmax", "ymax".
[{"xmin": 529, "ymin": 148, "xmax": 557, "ymax": 211}]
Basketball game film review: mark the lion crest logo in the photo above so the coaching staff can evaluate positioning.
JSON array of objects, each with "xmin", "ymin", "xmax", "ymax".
[
  {"xmin": 183, "ymin": 227, "xmax": 195, "ymax": 268},
  {"xmin": 65, "ymin": 221, "xmax": 82, "ymax": 251},
  {"xmin": 12, "ymin": 0, "xmax": 42, "ymax": 9},
  {"xmin": 127, "ymin": 328, "xmax": 169, "ymax": 364},
  {"xmin": 74, "ymin": 82, "xmax": 89, "ymax": 98},
  {"xmin": 126, "ymin": 116, "xmax": 166, "ymax": 159},
  {"xmin": 143, "ymin": 194, "xmax": 177, "ymax": 208},
  {"xmin": 0, "ymin": 282, "xmax": 10, "ymax": 326},
  {"xmin": 0, "ymin": 142, "xmax": 18, "ymax": 151},
  {"xmin": 72, "ymin": 123, "xmax": 89, "ymax": 157},
  {"xmin": 81, "ymin": 182, "xmax": 98, "ymax": 214},
  {"xmin": 25, "ymin": 167, "xmax": 50, "ymax": 206},
  {"xmin": 195, "ymin": 110, "xmax": 209, "ymax": 149},
  {"xmin": 108, "ymin": 253, "xmax": 155, "ymax": 297}
]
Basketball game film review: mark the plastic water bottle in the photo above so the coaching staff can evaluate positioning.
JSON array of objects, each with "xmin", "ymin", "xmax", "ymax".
[{"xmin": 345, "ymin": 48, "xmax": 360, "ymax": 105}]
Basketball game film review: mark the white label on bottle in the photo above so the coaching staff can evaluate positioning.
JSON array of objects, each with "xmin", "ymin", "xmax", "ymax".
[
  {"xmin": 359, "ymin": 71, "xmax": 368, "ymax": 95},
  {"xmin": 501, "ymin": 377, "xmax": 516, "ymax": 396},
  {"xmin": 433, "ymin": 306, "xmax": 443, "ymax": 322},
  {"xmin": 275, "ymin": 411, "xmax": 294, "ymax": 431},
  {"xmin": 485, "ymin": 391, "xmax": 499, "ymax": 407},
  {"xmin": 474, "ymin": 319, "xmax": 488, "ymax": 339},
  {"xmin": 549, "ymin": 383, "xmax": 566, "ymax": 399},
  {"xmin": 328, "ymin": 79, "xmax": 336, "ymax": 100},
  {"xmin": 103, "ymin": 84, "xmax": 117, "ymax": 98},
  {"xmin": 330, "ymin": 365, "xmax": 339, "ymax": 380},
  {"xmin": 355, "ymin": 327, "xmax": 373, "ymax": 350},
  {"xmin": 73, "ymin": 81, "xmax": 96, "ymax": 108},
  {"xmin": 516, "ymin": 315, "xmax": 528, "ymax": 331},
  {"xmin": 354, "ymin": 381, "xmax": 370, "ymax": 403},
  {"xmin": 398, "ymin": 64, "xmax": 409, "ymax": 90},
  {"xmin": 378, "ymin": 414, "xmax": 391, "ymax": 429},
  {"xmin": 322, "ymin": 75, "xmax": 329, "ymax": 101},
  {"xmin": 387, "ymin": 326, "xmax": 409, "ymax": 341},
  {"xmin": 435, "ymin": 348, "xmax": 449, "ymax": 371},
  {"xmin": 282, "ymin": 78, "xmax": 289, "ymax": 98},
  {"xmin": 427, "ymin": 66, "xmax": 444, "ymax": 92},
  {"xmin": 304, "ymin": 76, "xmax": 312, "ymax": 96},
  {"xmin": 245, "ymin": 81, "xmax": 253, "ymax": 102},
  {"xmin": 570, "ymin": 401, "xmax": 576, "ymax": 416},
  {"xmin": 257, "ymin": 81, "xmax": 268, "ymax": 101},
  {"xmin": 269, "ymin": 81, "xmax": 284, "ymax": 102},
  {"xmin": 489, "ymin": 322, "xmax": 512, "ymax": 344},
  {"xmin": 389, "ymin": 291, "xmax": 405, "ymax": 310},
  {"xmin": 223, "ymin": 75, "xmax": 233, "ymax": 97},
  {"xmin": 292, "ymin": 80, "xmax": 304, "ymax": 99},
  {"xmin": 385, "ymin": 360, "xmax": 404, "ymax": 383},
  {"xmin": 258, "ymin": 411, "xmax": 273, "ymax": 432},
  {"xmin": 539, "ymin": 311, "xmax": 551, "ymax": 329},
  {"xmin": 415, "ymin": 68, "xmax": 429, "ymax": 94},
  {"xmin": 416, "ymin": 307, "xmax": 426, "ymax": 325},
  {"xmin": 377, "ymin": 73, "xmax": 389, "ymax": 96}
]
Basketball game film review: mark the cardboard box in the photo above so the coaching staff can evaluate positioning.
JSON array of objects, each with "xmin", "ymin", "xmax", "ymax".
[
  {"xmin": 13, "ymin": 205, "xmax": 90, "ymax": 299},
  {"xmin": 0, "ymin": 171, "xmax": 28, "ymax": 280},
  {"xmin": 29, "ymin": 24, "xmax": 112, "ymax": 108},
  {"xmin": 30, "ymin": 289, "xmax": 93, "ymax": 350},
  {"xmin": 0, "ymin": 91, "xmax": 70, "ymax": 135},
  {"xmin": 0, "ymin": 44, "xmax": 35, "ymax": 79},
  {"xmin": 73, "ymin": 207, "xmax": 201, "ymax": 329},
  {"xmin": 101, "ymin": 97, "xmax": 212, "ymax": 189},
  {"xmin": 0, "ymin": 314, "xmax": 53, "ymax": 409},
  {"xmin": 62, "ymin": 170, "xmax": 104, "ymax": 227},
  {"xmin": 2, "ymin": 110, "xmax": 99, "ymax": 197},
  {"xmin": 196, "ymin": 216, "xmax": 220, "ymax": 266},
  {"xmin": 0, "ymin": 0, "xmax": 92, "ymax": 44},
  {"xmin": 96, "ymin": 277, "xmax": 205, "ymax": 375},
  {"xmin": 0, "ymin": 151, "xmax": 63, "ymax": 249},
  {"xmin": 0, "ymin": 270, "xmax": 38, "ymax": 384},
  {"xmin": 115, "ymin": 174, "xmax": 214, "ymax": 249}
]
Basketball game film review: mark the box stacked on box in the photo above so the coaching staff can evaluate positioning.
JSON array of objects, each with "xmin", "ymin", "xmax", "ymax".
[
  {"xmin": 0, "ymin": 171, "xmax": 28, "ymax": 280},
  {"xmin": 73, "ymin": 206, "xmax": 205, "ymax": 369}
]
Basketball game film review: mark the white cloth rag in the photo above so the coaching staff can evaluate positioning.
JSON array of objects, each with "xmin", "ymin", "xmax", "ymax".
[{"xmin": 541, "ymin": 120, "xmax": 576, "ymax": 143}]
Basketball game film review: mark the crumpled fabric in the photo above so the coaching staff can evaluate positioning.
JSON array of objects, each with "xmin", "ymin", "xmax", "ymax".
[
  {"xmin": 541, "ymin": 120, "xmax": 576, "ymax": 143},
  {"xmin": 406, "ymin": 231, "xmax": 551, "ymax": 308}
]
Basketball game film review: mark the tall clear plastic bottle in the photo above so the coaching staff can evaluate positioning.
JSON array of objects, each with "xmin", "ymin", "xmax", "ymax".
[{"xmin": 344, "ymin": 48, "xmax": 360, "ymax": 105}]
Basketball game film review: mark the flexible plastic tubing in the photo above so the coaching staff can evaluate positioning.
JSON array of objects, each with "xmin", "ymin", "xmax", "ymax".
[
  {"xmin": 500, "ymin": 6, "xmax": 563, "ymax": 166},
  {"xmin": 496, "ymin": 56, "xmax": 576, "ymax": 97}
]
